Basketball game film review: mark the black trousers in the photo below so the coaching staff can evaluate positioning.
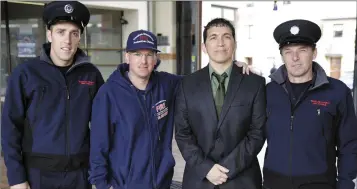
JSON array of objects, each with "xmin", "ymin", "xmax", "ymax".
[{"xmin": 26, "ymin": 168, "xmax": 91, "ymax": 189}]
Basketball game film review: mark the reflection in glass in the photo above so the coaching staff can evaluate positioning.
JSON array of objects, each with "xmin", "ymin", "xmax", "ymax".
[{"xmin": 81, "ymin": 9, "xmax": 123, "ymax": 65}]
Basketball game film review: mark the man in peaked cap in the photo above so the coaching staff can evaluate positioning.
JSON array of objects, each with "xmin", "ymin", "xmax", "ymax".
[
  {"xmin": 262, "ymin": 19, "xmax": 357, "ymax": 189},
  {"xmin": 1, "ymin": 1, "xmax": 104, "ymax": 189}
]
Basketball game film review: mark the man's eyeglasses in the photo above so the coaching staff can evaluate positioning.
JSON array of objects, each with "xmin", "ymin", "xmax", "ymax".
[{"xmin": 130, "ymin": 52, "xmax": 155, "ymax": 59}]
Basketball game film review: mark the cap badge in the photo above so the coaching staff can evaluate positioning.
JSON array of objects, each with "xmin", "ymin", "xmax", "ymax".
[
  {"xmin": 290, "ymin": 25, "xmax": 299, "ymax": 35},
  {"xmin": 133, "ymin": 33, "xmax": 154, "ymax": 45},
  {"xmin": 64, "ymin": 4, "xmax": 74, "ymax": 14}
]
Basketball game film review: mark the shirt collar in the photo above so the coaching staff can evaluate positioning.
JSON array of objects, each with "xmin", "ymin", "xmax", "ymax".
[{"xmin": 209, "ymin": 62, "xmax": 233, "ymax": 80}]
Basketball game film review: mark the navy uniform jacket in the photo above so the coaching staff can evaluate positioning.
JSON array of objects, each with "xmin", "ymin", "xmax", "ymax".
[
  {"xmin": 264, "ymin": 62, "xmax": 357, "ymax": 189},
  {"xmin": 1, "ymin": 43, "xmax": 104, "ymax": 185}
]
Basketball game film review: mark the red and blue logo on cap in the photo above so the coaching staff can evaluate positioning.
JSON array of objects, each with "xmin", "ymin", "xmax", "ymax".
[{"xmin": 126, "ymin": 30, "xmax": 160, "ymax": 52}]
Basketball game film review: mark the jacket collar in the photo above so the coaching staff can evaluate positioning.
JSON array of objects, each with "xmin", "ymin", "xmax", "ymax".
[{"xmin": 269, "ymin": 61, "xmax": 329, "ymax": 90}]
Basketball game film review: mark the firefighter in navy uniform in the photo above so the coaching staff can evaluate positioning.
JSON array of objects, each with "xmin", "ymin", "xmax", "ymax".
[
  {"xmin": 1, "ymin": 1, "xmax": 104, "ymax": 189},
  {"xmin": 263, "ymin": 19, "xmax": 357, "ymax": 189}
]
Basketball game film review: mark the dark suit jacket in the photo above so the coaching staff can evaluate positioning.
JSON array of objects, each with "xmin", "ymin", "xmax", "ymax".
[{"xmin": 174, "ymin": 64, "xmax": 267, "ymax": 189}]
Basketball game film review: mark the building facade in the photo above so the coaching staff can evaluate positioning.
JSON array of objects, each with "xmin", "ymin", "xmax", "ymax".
[{"xmin": 201, "ymin": 1, "xmax": 356, "ymax": 85}]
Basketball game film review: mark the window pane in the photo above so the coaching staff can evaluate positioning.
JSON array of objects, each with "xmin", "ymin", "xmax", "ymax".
[
  {"xmin": 7, "ymin": 2, "xmax": 46, "ymax": 69},
  {"xmin": 333, "ymin": 24, "xmax": 343, "ymax": 31},
  {"xmin": 334, "ymin": 31, "xmax": 343, "ymax": 37},
  {"xmin": 0, "ymin": 2, "xmax": 8, "ymax": 186},
  {"xmin": 96, "ymin": 65, "xmax": 118, "ymax": 81},
  {"xmin": 333, "ymin": 24, "xmax": 343, "ymax": 38},
  {"xmin": 82, "ymin": 9, "xmax": 123, "ymax": 49},
  {"xmin": 211, "ymin": 6, "xmax": 222, "ymax": 19},
  {"xmin": 88, "ymin": 50, "xmax": 122, "ymax": 67},
  {"xmin": 1, "ymin": 3, "xmax": 9, "ymax": 99},
  {"xmin": 223, "ymin": 8, "xmax": 235, "ymax": 21},
  {"xmin": 247, "ymin": 25, "xmax": 253, "ymax": 39}
]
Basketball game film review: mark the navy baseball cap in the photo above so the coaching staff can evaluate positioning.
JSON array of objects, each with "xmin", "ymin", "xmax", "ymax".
[{"xmin": 126, "ymin": 30, "xmax": 160, "ymax": 52}]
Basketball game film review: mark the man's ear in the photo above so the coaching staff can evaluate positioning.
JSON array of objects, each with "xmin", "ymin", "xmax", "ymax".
[
  {"xmin": 313, "ymin": 48, "xmax": 317, "ymax": 60},
  {"xmin": 46, "ymin": 29, "xmax": 52, "ymax": 43},
  {"xmin": 125, "ymin": 52, "xmax": 130, "ymax": 64},
  {"xmin": 154, "ymin": 59, "xmax": 161, "ymax": 70},
  {"xmin": 202, "ymin": 43, "xmax": 207, "ymax": 54}
]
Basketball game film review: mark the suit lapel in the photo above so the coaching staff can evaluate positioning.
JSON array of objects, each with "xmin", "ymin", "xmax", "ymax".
[
  {"xmin": 197, "ymin": 66, "xmax": 218, "ymax": 125},
  {"xmin": 217, "ymin": 65, "xmax": 243, "ymax": 129}
]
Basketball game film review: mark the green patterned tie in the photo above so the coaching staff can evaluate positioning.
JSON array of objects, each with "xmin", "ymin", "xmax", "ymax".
[{"xmin": 212, "ymin": 72, "xmax": 228, "ymax": 119}]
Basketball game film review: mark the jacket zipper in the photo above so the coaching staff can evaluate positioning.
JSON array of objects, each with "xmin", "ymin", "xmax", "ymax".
[
  {"xmin": 144, "ymin": 93, "xmax": 158, "ymax": 189},
  {"xmin": 133, "ymin": 87, "xmax": 157, "ymax": 189},
  {"xmin": 65, "ymin": 85, "xmax": 70, "ymax": 166},
  {"xmin": 289, "ymin": 114, "xmax": 294, "ymax": 187},
  {"xmin": 284, "ymin": 83, "xmax": 311, "ymax": 188},
  {"xmin": 51, "ymin": 62, "xmax": 87, "ymax": 171},
  {"xmin": 283, "ymin": 85, "xmax": 295, "ymax": 187}
]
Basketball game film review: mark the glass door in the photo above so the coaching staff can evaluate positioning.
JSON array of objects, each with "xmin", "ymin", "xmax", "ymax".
[{"xmin": 0, "ymin": 1, "xmax": 46, "ymax": 187}]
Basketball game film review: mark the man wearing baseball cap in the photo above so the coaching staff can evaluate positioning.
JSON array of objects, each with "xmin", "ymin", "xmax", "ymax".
[
  {"xmin": 1, "ymin": 1, "xmax": 104, "ymax": 189},
  {"xmin": 89, "ymin": 29, "xmax": 180, "ymax": 189},
  {"xmin": 263, "ymin": 19, "xmax": 357, "ymax": 189}
]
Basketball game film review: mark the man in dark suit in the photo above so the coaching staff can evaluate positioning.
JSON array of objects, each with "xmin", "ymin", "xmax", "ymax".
[{"xmin": 174, "ymin": 18, "xmax": 267, "ymax": 189}]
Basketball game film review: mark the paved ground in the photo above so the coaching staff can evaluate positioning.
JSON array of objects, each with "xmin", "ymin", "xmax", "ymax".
[
  {"xmin": 172, "ymin": 137, "xmax": 185, "ymax": 182},
  {"xmin": 4, "ymin": 142, "xmax": 357, "ymax": 189},
  {"xmin": 0, "ymin": 141, "xmax": 267, "ymax": 189}
]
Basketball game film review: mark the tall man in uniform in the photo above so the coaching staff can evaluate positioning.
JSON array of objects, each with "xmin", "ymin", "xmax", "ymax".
[
  {"xmin": 174, "ymin": 18, "xmax": 267, "ymax": 189},
  {"xmin": 263, "ymin": 19, "xmax": 357, "ymax": 189},
  {"xmin": 1, "ymin": 1, "xmax": 104, "ymax": 189}
]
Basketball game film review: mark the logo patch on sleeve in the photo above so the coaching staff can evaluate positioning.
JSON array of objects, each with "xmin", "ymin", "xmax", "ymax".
[{"xmin": 155, "ymin": 100, "xmax": 168, "ymax": 120}]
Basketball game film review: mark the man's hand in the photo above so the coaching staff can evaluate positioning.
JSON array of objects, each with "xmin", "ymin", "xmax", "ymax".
[
  {"xmin": 206, "ymin": 164, "xmax": 229, "ymax": 185},
  {"xmin": 10, "ymin": 182, "xmax": 30, "ymax": 189},
  {"xmin": 234, "ymin": 60, "xmax": 250, "ymax": 75}
]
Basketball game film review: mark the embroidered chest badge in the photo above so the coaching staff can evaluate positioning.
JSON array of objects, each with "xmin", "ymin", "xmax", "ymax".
[
  {"xmin": 78, "ymin": 80, "xmax": 94, "ymax": 86},
  {"xmin": 311, "ymin": 100, "xmax": 330, "ymax": 107}
]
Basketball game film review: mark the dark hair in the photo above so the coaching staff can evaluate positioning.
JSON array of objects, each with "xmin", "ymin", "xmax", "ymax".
[
  {"xmin": 48, "ymin": 19, "xmax": 81, "ymax": 33},
  {"xmin": 279, "ymin": 43, "xmax": 316, "ymax": 55},
  {"xmin": 203, "ymin": 18, "xmax": 235, "ymax": 43}
]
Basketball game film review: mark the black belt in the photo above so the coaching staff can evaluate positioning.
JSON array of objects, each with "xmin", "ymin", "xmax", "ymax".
[{"xmin": 24, "ymin": 152, "xmax": 89, "ymax": 172}]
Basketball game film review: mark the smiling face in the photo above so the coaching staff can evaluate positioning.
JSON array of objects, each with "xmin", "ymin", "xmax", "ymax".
[
  {"xmin": 202, "ymin": 26, "xmax": 236, "ymax": 65},
  {"xmin": 125, "ymin": 49, "xmax": 157, "ymax": 80},
  {"xmin": 281, "ymin": 43, "xmax": 317, "ymax": 79},
  {"xmin": 47, "ymin": 21, "xmax": 81, "ymax": 66}
]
